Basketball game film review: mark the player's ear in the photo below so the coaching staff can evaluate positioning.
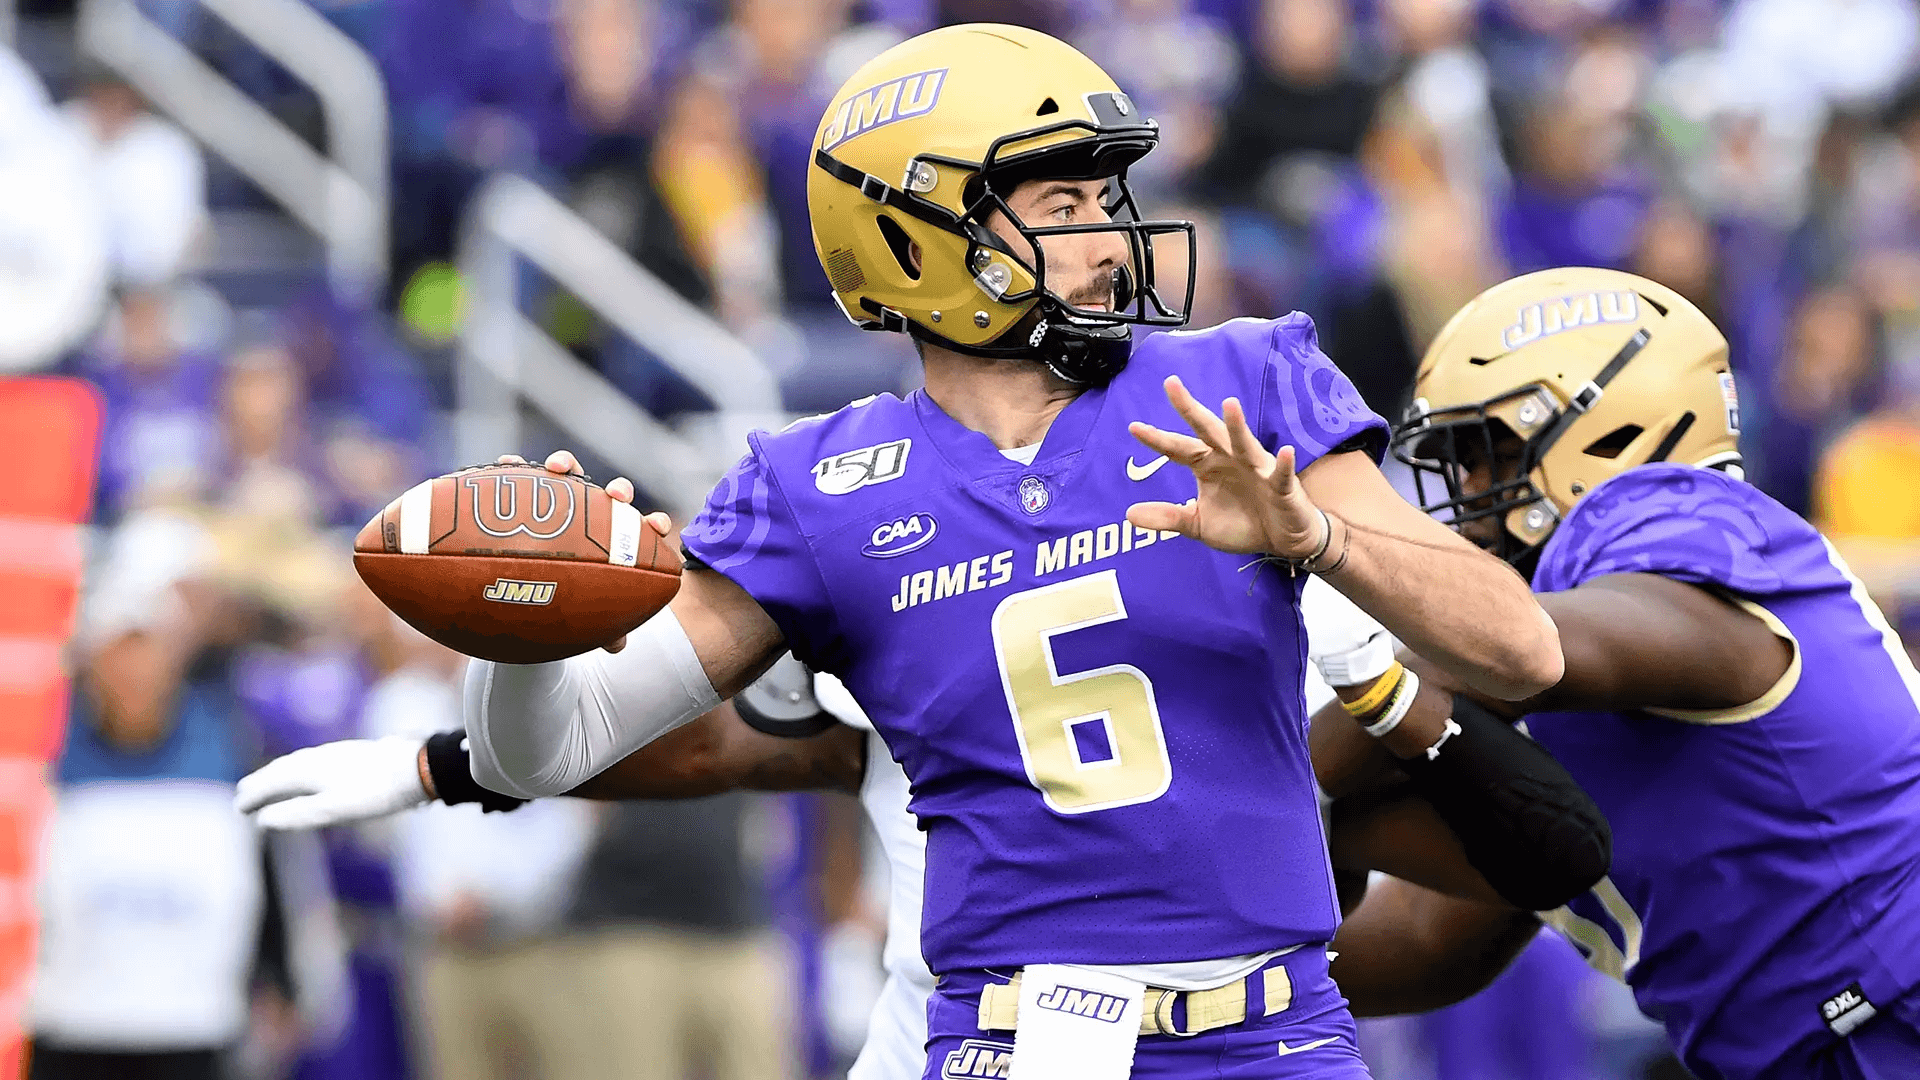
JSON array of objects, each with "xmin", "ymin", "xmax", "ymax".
[{"xmin": 909, "ymin": 241, "xmax": 922, "ymax": 273}]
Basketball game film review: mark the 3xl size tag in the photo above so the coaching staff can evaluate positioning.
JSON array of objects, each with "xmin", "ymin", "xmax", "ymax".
[{"xmin": 1821, "ymin": 982, "xmax": 1877, "ymax": 1037}]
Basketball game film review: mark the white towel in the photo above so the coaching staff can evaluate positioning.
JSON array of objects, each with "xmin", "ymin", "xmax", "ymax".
[{"xmin": 1009, "ymin": 964, "xmax": 1146, "ymax": 1080}]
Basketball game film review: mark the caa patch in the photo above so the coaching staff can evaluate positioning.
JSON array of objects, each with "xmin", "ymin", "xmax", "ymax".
[
  {"xmin": 942, "ymin": 1039, "xmax": 1012, "ymax": 1079},
  {"xmin": 862, "ymin": 513, "xmax": 938, "ymax": 558},
  {"xmin": 821, "ymin": 68, "xmax": 947, "ymax": 152},
  {"xmin": 814, "ymin": 438, "xmax": 911, "ymax": 495}
]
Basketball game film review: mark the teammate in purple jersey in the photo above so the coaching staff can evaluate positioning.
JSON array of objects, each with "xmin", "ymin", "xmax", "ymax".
[
  {"xmin": 1310, "ymin": 267, "xmax": 1920, "ymax": 1080},
  {"xmin": 452, "ymin": 23, "xmax": 1563, "ymax": 1080}
]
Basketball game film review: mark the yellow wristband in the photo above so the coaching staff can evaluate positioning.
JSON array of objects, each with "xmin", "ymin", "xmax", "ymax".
[{"xmin": 1340, "ymin": 662, "xmax": 1406, "ymax": 719}]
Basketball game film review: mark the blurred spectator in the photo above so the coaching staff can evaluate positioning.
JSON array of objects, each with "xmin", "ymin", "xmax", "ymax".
[
  {"xmin": 29, "ymin": 514, "xmax": 260, "ymax": 1080},
  {"xmin": 1814, "ymin": 358, "xmax": 1920, "ymax": 643},
  {"xmin": 60, "ymin": 68, "xmax": 207, "ymax": 289},
  {"xmin": 76, "ymin": 289, "xmax": 226, "ymax": 523},
  {"xmin": 565, "ymin": 796, "xmax": 797, "ymax": 1080},
  {"xmin": 1766, "ymin": 285, "xmax": 1882, "ymax": 514},
  {"xmin": 364, "ymin": 620, "xmax": 602, "ymax": 1080},
  {"xmin": 1196, "ymin": 0, "xmax": 1380, "ymax": 210},
  {"xmin": 1494, "ymin": 33, "xmax": 1653, "ymax": 274},
  {"xmin": 0, "ymin": 46, "xmax": 108, "ymax": 374}
]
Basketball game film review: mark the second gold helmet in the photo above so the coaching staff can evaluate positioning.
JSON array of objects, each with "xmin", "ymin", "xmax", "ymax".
[{"xmin": 1392, "ymin": 267, "xmax": 1742, "ymax": 564}]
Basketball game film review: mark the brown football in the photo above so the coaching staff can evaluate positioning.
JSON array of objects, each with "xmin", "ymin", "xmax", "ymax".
[{"xmin": 353, "ymin": 463, "xmax": 681, "ymax": 663}]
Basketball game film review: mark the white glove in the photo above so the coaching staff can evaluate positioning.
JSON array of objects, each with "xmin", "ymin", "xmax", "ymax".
[
  {"xmin": 1302, "ymin": 577, "xmax": 1398, "ymax": 689},
  {"xmin": 234, "ymin": 737, "xmax": 430, "ymax": 829}
]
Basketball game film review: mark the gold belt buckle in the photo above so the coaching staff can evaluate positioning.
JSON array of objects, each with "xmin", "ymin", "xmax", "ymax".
[{"xmin": 1149, "ymin": 987, "xmax": 1199, "ymax": 1038}]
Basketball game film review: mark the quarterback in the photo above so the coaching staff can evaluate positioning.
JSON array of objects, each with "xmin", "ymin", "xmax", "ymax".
[
  {"xmin": 450, "ymin": 23, "xmax": 1559, "ymax": 1080},
  {"xmin": 1315, "ymin": 267, "xmax": 1920, "ymax": 1080}
]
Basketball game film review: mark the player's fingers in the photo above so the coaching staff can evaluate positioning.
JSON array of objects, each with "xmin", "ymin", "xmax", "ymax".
[
  {"xmin": 544, "ymin": 450, "xmax": 580, "ymax": 476},
  {"xmin": 496, "ymin": 454, "xmax": 527, "ymax": 465},
  {"xmin": 642, "ymin": 511, "xmax": 672, "ymax": 535},
  {"xmin": 1222, "ymin": 398, "xmax": 1271, "ymax": 471},
  {"xmin": 603, "ymin": 634, "xmax": 628, "ymax": 654},
  {"xmin": 255, "ymin": 795, "xmax": 353, "ymax": 831},
  {"xmin": 1273, "ymin": 445, "xmax": 1299, "ymax": 492},
  {"xmin": 1126, "ymin": 499, "xmax": 1194, "ymax": 534},
  {"xmin": 1163, "ymin": 376, "xmax": 1232, "ymax": 451},
  {"xmin": 1128, "ymin": 422, "xmax": 1208, "ymax": 465},
  {"xmin": 233, "ymin": 758, "xmax": 314, "ymax": 813},
  {"xmin": 607, "ymin": 476, "xmax": 636, "ymax": 504}
]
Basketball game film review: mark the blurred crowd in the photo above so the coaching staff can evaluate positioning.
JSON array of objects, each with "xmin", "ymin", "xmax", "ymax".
[{"xmin": 8, "ymin": 0, "xmax": 1920, "ymax": 1078}]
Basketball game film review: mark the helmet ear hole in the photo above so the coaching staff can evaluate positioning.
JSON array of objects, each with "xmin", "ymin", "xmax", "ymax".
[
  {"xmin": 1036, "ymin": 97, "xmax": 1059, "ymax": 115},
  {"xmin": 1581, "ymin": 423, "xmax": 1645, "ymax": 460},
  {"xmin": 875, "ymin": 215, "xmax": 920, "ymax": 281}
]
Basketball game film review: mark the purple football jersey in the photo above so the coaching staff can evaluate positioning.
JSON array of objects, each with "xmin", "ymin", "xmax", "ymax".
[
  {"xmin": 1527, "ymin": 464, "xmax": 1920, "ymax": 1080},
  {"xmin": 684, "ymin": 315, "xmax": 1385, "ymax": 972}
]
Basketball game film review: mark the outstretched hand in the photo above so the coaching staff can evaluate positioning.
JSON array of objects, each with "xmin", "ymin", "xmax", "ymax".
[{"xmin": 1125, "ymin": 375, "xmax": 1328, "ymax": 558}]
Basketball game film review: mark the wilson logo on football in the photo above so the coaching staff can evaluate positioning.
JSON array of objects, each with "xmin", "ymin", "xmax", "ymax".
[
  {"xmin": 814, "ymin": 438, "xmax": 911, "ymax": 495},
  {"xmin": 482, "ymin": 578, "xmax": 557, "ymax": 605},
  {"xmin": 464, "ymin": 474, "xmax": 577, "ymax": 540},
  {"xmin": 862, "ymin": 513, "xmax": 938, "ymax": 558}
]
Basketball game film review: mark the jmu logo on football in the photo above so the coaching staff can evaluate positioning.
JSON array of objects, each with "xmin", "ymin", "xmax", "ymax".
[
  {"xmin": 464, "ymin": 474, "xmax": 577, "ymax": 540},
  {"xmin": 862, "ymin": 513, "xmax": 939, "ymax": 558},
  {"xmin": 814, "ymin": 438, "xmax": 911, "ymax": 495},
  {"xmin": 482, "ymin": 578, "xmax": 556, "ymax": 605},
  {"xmin": 1033, "ymin": 984, "xmax": 1129, "ymax": 1023},
  {"xmin": 1501, "ymin": 291, "xmax": 1638, "ymax": 351},
  {"xmin": 941, "ymin": 1039, "xmax": 1012, "ymax": 1079},
  {"xmin": 820, "ymin": 68, "xmax": 947, "ymax": 152}
]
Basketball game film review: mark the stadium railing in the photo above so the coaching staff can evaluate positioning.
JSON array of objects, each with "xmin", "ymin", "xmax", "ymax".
[
  {"xmin": 77, "ymin": 0, "xmax": 388, "ymax": 298},
  {"xmin": 456, "ymin": 173, "xmax": 787, "ymax": 518}
]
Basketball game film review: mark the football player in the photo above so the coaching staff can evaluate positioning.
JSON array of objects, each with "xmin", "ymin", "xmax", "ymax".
[
  {"xmin": 239, "ymin": 603, "xmax": 1607, "ymax": 1080},
  {"xmin": 450, "ymin": 23, "xmax": 1562, "ymax": 1078},
  {"xmin": 1311, "ymin": 267, "xmax": 1920, "ymax": 1080}
]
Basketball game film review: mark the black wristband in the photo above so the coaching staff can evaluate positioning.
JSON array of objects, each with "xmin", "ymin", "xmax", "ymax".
[
  {"xmin": 1397, "ymin": 696, "xmax": 1612, "ymax": 911},
  {"xmin": 425, "ymin": 730, "xmax": 530, "ymax": 814}
]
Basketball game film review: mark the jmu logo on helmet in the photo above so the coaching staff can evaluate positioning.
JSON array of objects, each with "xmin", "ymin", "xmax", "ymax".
[
  {"xmin": 464, "ymin": 474, "xmax": 577, "ymax": 540},
  {"xmin": 1501, "ymin": 291, "xmax": 1639, "ymax": 351},
  {"xmin": 821, "ymin": 68, "xmax": 948, "ymax": 151}
]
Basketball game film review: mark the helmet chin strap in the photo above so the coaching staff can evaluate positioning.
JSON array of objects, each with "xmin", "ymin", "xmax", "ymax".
[
  {"xmin": 904, "ymin": 265, "xmax": 1138, "ymax": 385},
  {"xmin": 906, "ymin": 304, "xmax": 1133, "ymax": 386}
]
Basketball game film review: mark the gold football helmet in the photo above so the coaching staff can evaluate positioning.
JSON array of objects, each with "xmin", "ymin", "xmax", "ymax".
[
  {"xmin": 807, "ymin": 23, "xmax": 1195, "ymax": 384},
  {"xmin": 1393, "ymin": 267, "xmax": 1743, "ymax": 564}
]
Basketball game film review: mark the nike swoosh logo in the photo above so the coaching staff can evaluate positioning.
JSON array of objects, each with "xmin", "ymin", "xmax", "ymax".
[
  {"xmin": 1126, "ymin": 455, "xmax": 1170, "ymax": 481},
  {"xmin": 1274, "ymin": 1037, "xmax": 1338, "ymax": 1058}
]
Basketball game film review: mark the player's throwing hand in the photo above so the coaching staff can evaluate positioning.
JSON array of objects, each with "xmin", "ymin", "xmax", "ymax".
[
  {"xmin": 1126, "ymin": 375, "xmax": 1330, "ymax": 558},
  {"xmin": 495, "ymin": 450, "xmax": 670, "ymax": 654}
]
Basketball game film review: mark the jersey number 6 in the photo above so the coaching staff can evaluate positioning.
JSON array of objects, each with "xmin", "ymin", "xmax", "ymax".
[{"xmin": 991, "ymin": 570, "xmax": 1173, "ymax": 814}]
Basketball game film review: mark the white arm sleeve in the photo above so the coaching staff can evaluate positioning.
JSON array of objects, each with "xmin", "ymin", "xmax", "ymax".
[{"xmin": 463, "ymin": 609, "xmax": 721, "ymax": 798}]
